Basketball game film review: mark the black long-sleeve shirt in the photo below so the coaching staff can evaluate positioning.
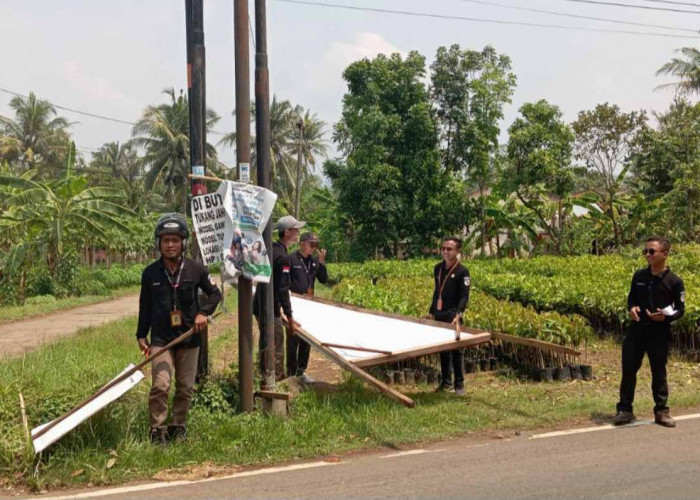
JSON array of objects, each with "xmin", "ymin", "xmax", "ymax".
[
  {"xmin": 254, "ymin": 241, "xmax": 292, "ymax": 318},
  {"xmin": 627, "ymin": 266, "xmax": 685, "ymax": 330},
  {"xmin": 290, "ymin": 251, "xmax": 328, "ymax": 294},
  {"xmin": 429, "ymin": 260, "xmax": 471, "ymax": 321},
  {"xmin": 135, "ymin": 257, "xmax": 222, "ymax": 348}
]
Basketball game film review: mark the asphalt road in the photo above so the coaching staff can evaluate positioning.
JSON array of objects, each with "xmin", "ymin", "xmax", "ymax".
[{"xmin": 39, "ymin": 414, "xmax": 700, "ymax": 500}]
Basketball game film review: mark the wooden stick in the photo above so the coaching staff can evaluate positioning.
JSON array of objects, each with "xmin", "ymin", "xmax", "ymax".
[
  {"xmin": 291, "ymin": 326, "xmax": 415, "ymax": 408},
  {"xmin": 32, "ymin": 327, "xmax": 196, "ymax": 441},
  {"xmin": 187, "ymin": 173, "xmax": 224, "ymax": 183},
  {"xmin": 255, "ymin": 391, "xmax": 291, "ymax": 401},
  {"xmin": 321, "ymin": 343, "xmax": 393, "ymax": 355},
  {"xmin": 490, "ymin": 332, "xmax": 580, "ymax": 357},
  {"xmin": 19, "ymin": 393, "xmax": 29, "ymax": 443}
]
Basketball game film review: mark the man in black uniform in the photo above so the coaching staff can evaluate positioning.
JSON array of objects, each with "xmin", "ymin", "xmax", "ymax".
[
  {"xmin": 253, "ymin": 215, "xmax": 305, "ymax": 383},
  {"xmin": 614, "ymin": 236, "xmax": 685, "ymax": 427},
  {"xmin": 136, "ymin": 213, "xmax": 222, "ymax": 443},
  {"xmin": 288, "ymin": 232, "xmax": 328, "ymax": 382},
  {"xmin": 427, "ymin": 236, "xmax": 471, "ymax": 396}
]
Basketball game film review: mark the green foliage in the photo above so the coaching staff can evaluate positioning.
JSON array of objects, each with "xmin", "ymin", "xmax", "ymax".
[
  {"xmin": 24, "ymin": 294, "xmax": 57, "ymax": 306},
  {"xmin": 431, "ymin": 44, "xmax": 517, "ymax": 256},
  {"xmin": 192, "ymin": 371, "xmax": 239, "ymax": 414},
  {"xmin": 468, "ymin": 248, "xmax": 700, "ymax": 353},
  {"xmin": 504, "ymin": 100, "xmax": 576, "ymax": 253},
  {"xmin": 327, "ymin": 51, "xmax": 465, "ymax": 259},
  {"xmin": 572, "ymin": 103, "xmax": 648, "ymax": 247},
  {"xmin": 131, "ymin": 88, "xmax": 220, "ymax": 214},
  {"xmin": 330, "ymin": 265, "xmax": 593, "ymax": 348}
]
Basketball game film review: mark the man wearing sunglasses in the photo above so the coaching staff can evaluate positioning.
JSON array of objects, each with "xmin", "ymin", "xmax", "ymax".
[
  {"xmin": 614, "ymin": 236, "xmax": 685, "ymax": 427},
  {"xmin": 426, "ymin": 236, "xmax": 471, "ymax": 396},
  {"xmin": 288, "ymin": 232, "xmax": 328, "ymax": 383}
]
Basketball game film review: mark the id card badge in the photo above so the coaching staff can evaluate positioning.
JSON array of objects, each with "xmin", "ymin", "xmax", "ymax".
[
  {"xmin": 437, "ymin": 298, "xmax": 443, "ymax": 311},
  {"xmin": 170, "ymin": 310, "xmax": 183, "ymax": 328},
  {"xmin": 307, "ymin": 287, "xmax": 314, "ymax": 297}
]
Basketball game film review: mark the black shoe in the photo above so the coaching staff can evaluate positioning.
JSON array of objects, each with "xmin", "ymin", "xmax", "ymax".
[
  {"xmin": 150, "ymin": 426, "xmax": 168, "ymax": 445},
  {"xmin": 435, "ymin": 383, "xmax": 452, "ymax": 393},
  {"xmin": 612, "ymin": 411, "xmax": 635, "ymax": 426},
  {"xmin": 167, "ymin": 425, "xmax": 188, "ymax": 442},
  {"xmin": 654, "ymin": 410, "xmax": 676, "ymax": 428}
]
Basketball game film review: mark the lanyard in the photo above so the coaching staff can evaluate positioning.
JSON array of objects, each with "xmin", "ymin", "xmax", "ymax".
[
  {"xmin": 437, "ymin": 260, "xmax": 460, "ymax": 302},
  {"xmin": 298, "ymin": 252, "xmax": 314, "ymax": 291},
  {"xmin": 164, "ymin": 259, "xmax": 185, "ymax": 310}
]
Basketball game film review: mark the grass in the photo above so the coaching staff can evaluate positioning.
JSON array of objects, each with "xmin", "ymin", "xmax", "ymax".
[
  {"xmin": 2, "ymin": 289, "xmax": 700, "ymax": 493},
  {"xmin": 0, "ymin": 286, "xmax": 140, "ymax": 325}
]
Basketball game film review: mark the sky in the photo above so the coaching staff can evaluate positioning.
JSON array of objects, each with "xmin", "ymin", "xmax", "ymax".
[{"xmin": 1, "ymin": 0, "xmax": 698, "ymax": 172}]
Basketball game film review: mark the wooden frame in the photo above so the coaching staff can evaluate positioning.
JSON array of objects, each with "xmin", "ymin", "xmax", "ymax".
[
  {"xmin": 293, "ymin": 293, "xmax": 579, "ymax": 357},
  {"xmin": 353, "ymin": 334, "xmax": 491, "ymax": 368},
  {"xmin": 294, "ymin": 325, "xmax": 416, "ymax": 408}
]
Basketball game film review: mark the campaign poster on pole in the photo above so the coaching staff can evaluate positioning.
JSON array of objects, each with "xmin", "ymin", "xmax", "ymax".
[
  {"xmin": 191, "ymin": 192, "xmax": 226, "ymax": 266},
  {"xmin": 218, "ymin": 180, "xmax": 277, "ymax": 283}
]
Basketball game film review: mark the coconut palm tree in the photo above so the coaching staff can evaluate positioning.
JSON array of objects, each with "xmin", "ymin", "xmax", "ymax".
[
  {"xmin": 0, "ymin": 92, "xmax": 72, "ymax": 173},
  {"xmin": 131, "ymin": 88, "xmax": 220, "ymax": 214},
  {"xmin": 292, "ymin": 110, "xmax": 329, "ymax": 217},
  {"xmin": 656, "ymin": 47, "xmax": 700, "ymax": 96},
  {"xmin": 90, "ymin": 141, "xmax": 156, "ymax": 213},
  {"xmin": 219, "ymin": 97, "xmax": 328, "ymax": 215}
]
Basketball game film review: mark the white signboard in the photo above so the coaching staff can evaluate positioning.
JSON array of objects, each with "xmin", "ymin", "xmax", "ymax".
[
  {"xmin": 32, "ymin": 365, "xmax": 144, "ymax": 454},
  {"xmin": 219, "ymin": 180, "xmax": 277, "ymax": 283},
  {"xmin": 191, "ymin": 192, "xmax": 227, "ymax": 266}
]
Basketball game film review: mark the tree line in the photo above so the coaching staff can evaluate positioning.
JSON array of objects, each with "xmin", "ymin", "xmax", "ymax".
[{"xmin": 0, "ymin": 43, "xmax": 699, "ymax": 303}]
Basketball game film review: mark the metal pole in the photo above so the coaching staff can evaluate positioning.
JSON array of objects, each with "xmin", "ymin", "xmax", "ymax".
[
  {"xmin": 255, "ymin": 0, "xmax": 276, "ymax": 389},
  {"xmin": 186, "ymin": 0, "xmax": 209, "ymax": 381},
  {"xmin": 234, "ymin": 0, "xmax": 255, "ymax": 412}
]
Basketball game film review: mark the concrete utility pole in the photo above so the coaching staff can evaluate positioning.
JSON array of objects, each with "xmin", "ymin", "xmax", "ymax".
[
  {"xmin": 185, "ymin": 0, "xmax": 209, "ymax": 380},
  {"xmin": 234, "ymin": 0, "xmax": 255, "ymax": 412},
  {"xmin": 255, "ymin": 0, "xmax": 276, "ymax": 390}
]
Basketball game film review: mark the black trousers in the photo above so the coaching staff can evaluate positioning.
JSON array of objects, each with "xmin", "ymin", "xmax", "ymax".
[
  {"xmin": 440, "ymin": 349, "xmax": 464, "ymax": 389},
  {"xmin": 617, "ymin": 326, "xmax": 671, "ymax": 414},
  {"xmin": 287, "ymin": 334, "xmax": 311, "ymax": 377},
  {"xmin": 435, "ymin": 311, "xmax": 464, "ymax": 389}
]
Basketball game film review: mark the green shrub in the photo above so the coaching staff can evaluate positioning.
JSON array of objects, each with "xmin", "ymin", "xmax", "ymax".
[{"xmin": 24, "ymin": 295, "xmax": 58, "ymax": 306}]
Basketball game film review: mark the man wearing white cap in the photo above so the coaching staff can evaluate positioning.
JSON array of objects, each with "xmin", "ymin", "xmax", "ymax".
[{"xmin": 253, "ymin": 215, "xmax": 305, "ymax": 383}]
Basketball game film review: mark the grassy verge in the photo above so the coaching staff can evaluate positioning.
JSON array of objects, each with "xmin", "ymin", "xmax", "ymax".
[
  {"xmin": 1, "ymin": 297, "xmax": 700, "ymax": 492},
  {"xmin": 0, "ymin": 286, "xmax": 140, "ymax": 325}
]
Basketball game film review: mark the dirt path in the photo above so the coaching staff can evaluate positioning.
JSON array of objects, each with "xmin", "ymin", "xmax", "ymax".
[{"xmin": 0, "ymin": 294, "xmax": 140, "ymax": 359}]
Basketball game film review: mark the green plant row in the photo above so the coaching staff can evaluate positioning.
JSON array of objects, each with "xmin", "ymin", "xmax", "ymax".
[
  {"xmin": 332, "ymin": 276, "xmax": 593, "ymax": 348},
  {"xmin": 328, "ymin": 245, "xmax": 700, "ymax": 351}
]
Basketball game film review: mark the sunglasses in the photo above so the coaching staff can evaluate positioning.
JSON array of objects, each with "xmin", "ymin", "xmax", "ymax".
[
  {"xmin": 441, "ymin": 246, "xmax": 457, "ymax": 251},
  {"xmin": 643, "ymin": 248, "xmax": 660, "ymax": 256}
]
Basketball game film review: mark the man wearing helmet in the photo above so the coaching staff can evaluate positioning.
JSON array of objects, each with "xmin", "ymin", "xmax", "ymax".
[{"xmin": 136, "ymin": 213, "xmax": 222, "ymax": 444}]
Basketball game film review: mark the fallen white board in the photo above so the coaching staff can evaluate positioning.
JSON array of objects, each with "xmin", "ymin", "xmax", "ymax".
[
  {"xmin": 31, "ymin": 364, "xmax": 144, "ymax": 454},
  {"xmin": 290, "ymin": 296, "xmax": 490, "ymax": 367}
]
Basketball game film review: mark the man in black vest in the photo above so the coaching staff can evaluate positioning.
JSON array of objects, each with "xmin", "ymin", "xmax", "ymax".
[
  {"xmin": 427, "ymin": 236, "xmax": 471, "ymax": 396},
  {"xmin": 136, "ymin": 213, "xmax": 222, "ymax": 443},
  {"xmin": 614, "ymin": 236, "xmax": 685, "ymax": 427},
  {"xmin": 288, "ymin": 232, "xmax": 328, "ymax": 382}
]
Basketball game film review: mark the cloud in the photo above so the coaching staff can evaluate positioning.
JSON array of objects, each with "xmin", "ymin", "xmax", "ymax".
[
  {"xmin": 303, "ymin": 32, "xmax": 404, "ymax": 94},
  {"xmin": 59, "ymin": 61, "xmax": 126, "ymax": 102}
]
